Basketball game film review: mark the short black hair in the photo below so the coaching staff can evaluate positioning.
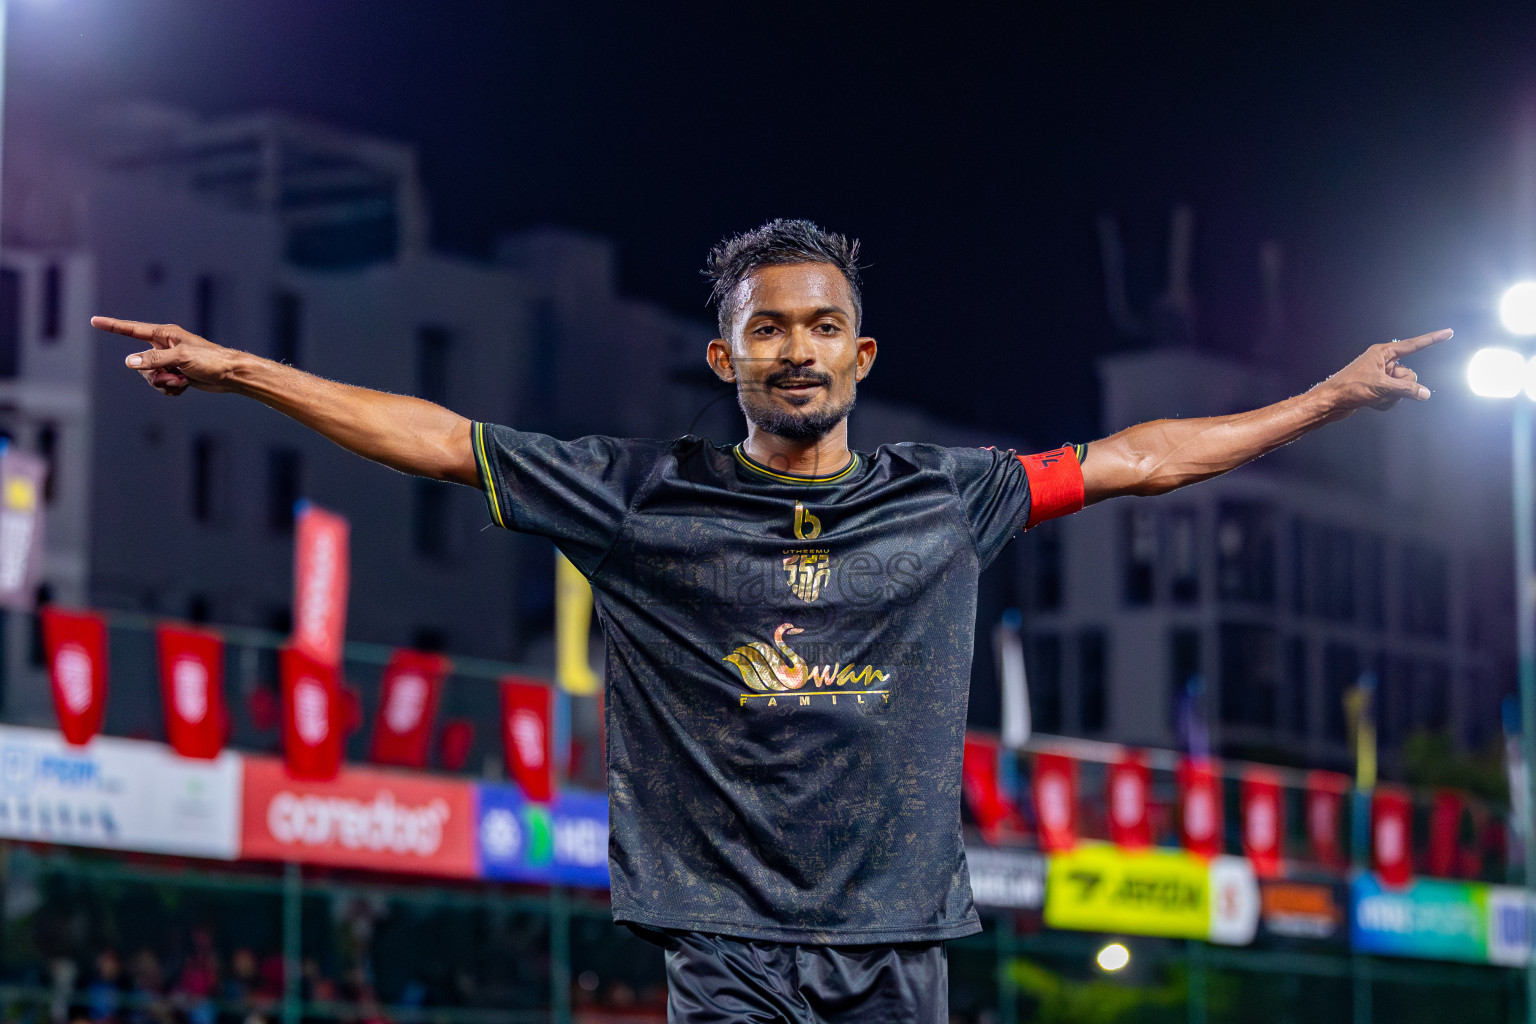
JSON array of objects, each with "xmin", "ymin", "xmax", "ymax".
[{"xmin": 703, "ymin": 218, "xmax": 863, "ymax": 338}]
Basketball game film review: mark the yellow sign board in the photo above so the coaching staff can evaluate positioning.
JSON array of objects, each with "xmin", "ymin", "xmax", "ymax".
[{"xmin": 1044, "ymin": 843, "xmax": 1211, "ymax": 939}]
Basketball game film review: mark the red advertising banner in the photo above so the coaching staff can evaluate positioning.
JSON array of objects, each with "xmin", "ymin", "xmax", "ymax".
[
  {"xmin": 291, "ymin": 502, "xmax": 350, "ymax": 667},
  {"xmin": 1373, "ymin": 785, "xmax": 1413, "ymax": 888},
  {"xmin": 1305, "ymin": 770, "xmax": 1349, "ymax": 868},
  {"xmin": 1032, "ymin": 752, "xmax": 1078, "ymax": 852},
  {"xmin": 156, "ymin": 624, "xmax": 227, "ymax": 759},
  {"xmin": 962, "ymin": 736, "xmax": 1026, "ymax": 840},
  {"xmin": 42, "ymin": 607, "xmax": 107, "ymax": 746},
  {"xmin": 1428, "ymin": 790, "xmax": 1463, "ymax": 878},
  {"xmin": 281, "ymin": 647, "xmax": 343, "ymax": 781},
  {"xmin": 1241, "ymin": 768, "xmax": 1284, "ymax": 878},
  {"xmin": 240, "ymin": 756, "xmax": 476, "ymax": 878},
  {"xmin": 501, "ymin": 677, "xmax": 554, "ymax": 802},
  {"xmin": 1107, "ymin": 750, "xmax": 1151, "ymax": 849},
  {"xmin": 1178, "ymin": 757, "xmax": 1223, "ymax": 859},
  {"xmin": 369, "ymin": 651, "xmax": 447, "ymax": 769}
]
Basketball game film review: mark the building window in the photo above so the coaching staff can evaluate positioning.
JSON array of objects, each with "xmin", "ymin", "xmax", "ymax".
[
  {"xmin": 41, "ymin": 264, "xmax": 63, "ymax": 342},
  {"xmin": 413, "ymin": 479, "xmax": 451, "ymax": 560},
  {"xmin": 1219, "ymin": 623, "xmax": 1280, "ymax": 728},
  {"xmin": 1027, "ymin": 634, "xmax": 1062, "ymax": 733},
  {"xmin": 187, "ymin": 594, "xmax": 211, "ymax": 624},
  {"xmin": 1027, "ymin": 520, "xmax": 1062, "ymax": 611},
  {"xmin": 266, "ymin": 448, "xmax": 302, "ymax": 534},
  {"xmin": 1079, "ymin": 630, "xmax": 1107, "ymax": 733},
  {"xmin": 0, "ymin": 268, "xmax": 20, "ymax": 379},
  {"xmin": 1360, "ymin": 534, "xmax": 1385, "ymax": 630},
  {"xmin": 191, "ymin": 434, "xmax": 224, "ymax": 523},
  {"xmin": 1322, "ymin": 643, "xmax": 1359, "ymax": 744},
  {"xmin": 1167, "ymin": 508, "xmax": 1199, "ymax": 604},
  {"xmin": 1400, "ymin": 543, "xmax": 1448, "ymax": 638},
  {"xmin": 1285, "ymin": 637, "xmax": 1309, "ymax": 738},
  {"xmin": 416, "ymin": 326, "xmax": 452, "ymax": 405},
  {"xmin": 1304, "ymin": 525, "xmax": 1355, "ymax": 623},
  {"xmin": 1123, "ymin": 507, "xmax": 1156, "ymax": 605},
  {"xmin": 194, "ymin": 275, "xmax": 220, "ymax": 339},
  {"xmin": 1216, "ymin": 501, "xmax": 1275, "ymax": 604},
  {"xmin": 1410, "ymin": 660, "xmax": 1450, "ymax": 733},
  {"xmin": 1169, "ymin": 629, "xmax": 1202, "ymax": 728},
  {"xmin": 271, "ymin": 290, "xmax": 302, "ymax": 367}
]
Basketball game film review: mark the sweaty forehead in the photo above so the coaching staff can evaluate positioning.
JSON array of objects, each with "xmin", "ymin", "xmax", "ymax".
[{"xmin": 730, "ymin": 263, "xmax": 855, "ymax": 324}]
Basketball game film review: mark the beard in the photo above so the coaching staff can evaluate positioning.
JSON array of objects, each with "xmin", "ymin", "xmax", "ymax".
[{"xmin": 737, "ymin": 367, "xmax": 857, "ymax": 443}]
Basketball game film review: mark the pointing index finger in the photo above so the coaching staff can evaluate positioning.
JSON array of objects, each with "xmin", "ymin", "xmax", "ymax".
[
  {"xmin": 90, "ymin": 317, "xmax": 164, "ymax": 343},
  {"xmin": 1386, "ymin": 328, "xmax": 1454, "ymax": 358}
]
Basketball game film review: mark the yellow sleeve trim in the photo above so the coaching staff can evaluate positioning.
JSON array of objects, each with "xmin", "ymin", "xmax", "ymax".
[{"xmin": 473, "ymin": 422, "xmax": 509, "ymax": 529}]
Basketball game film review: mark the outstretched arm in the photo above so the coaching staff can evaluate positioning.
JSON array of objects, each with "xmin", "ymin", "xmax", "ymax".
[
  {"xmin": 1081, "ymin": 329, "xmax": 1451, "ymax": 504},
  {"xmin": 91, "ymin": 317, "xmax": 481, "ymax": 488}
]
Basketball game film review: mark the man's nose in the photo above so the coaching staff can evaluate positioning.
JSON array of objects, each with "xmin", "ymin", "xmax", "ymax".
[{"xmin": 780, "ymin": 326, "xmax": 815, "ymax": 366}]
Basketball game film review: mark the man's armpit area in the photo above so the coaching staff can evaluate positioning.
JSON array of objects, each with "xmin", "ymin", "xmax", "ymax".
[{"xmin": 1018, "ymin": 445, "xmax": 1085, "ymax": 527}]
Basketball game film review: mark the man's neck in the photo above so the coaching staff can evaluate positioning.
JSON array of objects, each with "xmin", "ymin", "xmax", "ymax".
[{"xmin": 741, "ymin": 422, "xmax": 853, "ymax": 477}]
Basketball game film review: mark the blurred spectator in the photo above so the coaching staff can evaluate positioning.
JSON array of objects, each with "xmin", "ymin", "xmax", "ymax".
[
  {"xmin": 256, "ymin": 953, "xmax": 285, "ymax": 1001},
  {"xmin": 173, "ymin": 929, "xmax": 219, "ymax": 1024},
  {"xmin": 85, "ymin": 949, "xmax": 127, "ymax": 1024},
  {"xmin": 300, "ymin": 958, "xmax": 337, "ymax": 1003},
  {"xmin": 223, "ymin": 948, "xmax": 260, "ymax": 1005}
]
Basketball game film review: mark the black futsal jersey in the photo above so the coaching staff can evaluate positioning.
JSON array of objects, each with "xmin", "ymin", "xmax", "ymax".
[{"xmin": 472, "ymin": 424, "xmax": 1079, "ymax": 944}]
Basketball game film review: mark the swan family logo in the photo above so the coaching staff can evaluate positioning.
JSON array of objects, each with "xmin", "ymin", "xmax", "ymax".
[{"xmin": 724, "ymin": 621, "xmax": 892, "ymax": 708}]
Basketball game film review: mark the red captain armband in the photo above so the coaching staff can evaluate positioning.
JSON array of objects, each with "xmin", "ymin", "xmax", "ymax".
[{"xmin": 1017, "ymin": 445, "xmax": 1085, "ymax": 528}]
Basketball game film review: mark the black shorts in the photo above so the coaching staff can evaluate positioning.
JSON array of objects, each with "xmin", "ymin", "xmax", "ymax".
[{"xmin": 640, "ymin": 929, "xmax": 947, "ymax": 1024}]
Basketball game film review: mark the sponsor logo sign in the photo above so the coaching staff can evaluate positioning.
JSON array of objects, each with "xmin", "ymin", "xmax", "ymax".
[
  {"xmin": 966, "ymin": 845, "xmax": 1046, "ymax": 910},
  {"xmin": 475, "ymin": 784, "xmax": 609, "ymax": 888},
  {"xmin": 241, "ymin": 756, "xmax": 475, "ymax": 878},
  {"xmin": 1045, "ymin": 842, "xmax": 1258, "ymax": 945},
  {"xmin": 1350, "ymin": 872, "xmax": 1490, "ymax": 963},
  {"xmin": 0, "ymin": 725, "xmax": 239, "ymax": 858},
  {"xmin": 1259, "ymin": 879, "xmax": 1348, "ymax": 944},
  {"xmin": 1488, "ymin": 887, "xmax": 1535, "ymax": 967}
]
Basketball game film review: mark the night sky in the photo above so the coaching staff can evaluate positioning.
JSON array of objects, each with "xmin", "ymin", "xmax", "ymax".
[{"xmin": 11, "ymin": 1, "xmax": 1536, "ymax": 444}]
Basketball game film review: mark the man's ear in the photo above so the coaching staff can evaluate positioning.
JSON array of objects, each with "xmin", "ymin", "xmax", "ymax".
[
  {"xmin": 854, "ymin": 336, "xmax": 878, "ymax": 381},
  {"xmin": 706, "ymin": 338, "xmax": 736, "ymax": 382}
]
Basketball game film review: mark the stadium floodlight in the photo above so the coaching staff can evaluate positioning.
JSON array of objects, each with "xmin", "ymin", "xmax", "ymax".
[
  {"xmin": 1468, "ymin": 347, "xmax": 1527, "ymax": 399},
  {"xmin": 1095, "ymin": 942, "xmax": 1130, "ymax": 972},
  {"xmin": 1502, "ymin": 282, "xmax": 1536, "ymax": 336}
]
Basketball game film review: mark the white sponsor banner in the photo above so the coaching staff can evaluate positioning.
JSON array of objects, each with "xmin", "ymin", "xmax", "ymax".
[
  {"xmin": 966, "ymin": 845, "xmax": 1046, "ymax": 910},
  {"xmin": 0, "ymin": 725, "xmax": 241, "ymax": 859},
  {"xmin": 1489, "ymin": 886, "xmax": 1535, "ymax": 967}
]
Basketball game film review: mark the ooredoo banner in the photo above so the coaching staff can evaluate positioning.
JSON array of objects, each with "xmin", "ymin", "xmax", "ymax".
[
  {"xmin": 240, "ymin": 756, "xmax": 476, "ymax": 878},
  {"xmin": 42, "ymin": 608, "xmax": 108, "ymax": 746},
  {"xmin": 369, "ymin": 650, "xmax": 447, "ymax": 769},
  {"xmin": 474, "ymin": 783, "xmax": 608, "ymax": 888},
  {"xmin": 291, "ymin": 502, "xmax": 350, "ymax": 667},
  {"xmin": 157, "ymin": 625, "xmax": 227, "ymax": 760},
  {"xmin": 0, "ymin": 724, "xmax": 240, "ymax": 858}
]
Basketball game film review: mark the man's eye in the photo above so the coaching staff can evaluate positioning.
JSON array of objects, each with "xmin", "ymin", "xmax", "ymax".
[
  {"xmin": 815, "ymin": 323, "xmax": 840, "ymax": 334},
  {"xmin": 753, "ymin": 324, "xmax": 779, "ymax": 336}
]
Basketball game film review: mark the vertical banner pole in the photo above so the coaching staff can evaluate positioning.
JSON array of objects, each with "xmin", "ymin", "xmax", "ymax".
[{"xmin": 282, "ymin": 861, "xmax": 302, "ymax": 1024}]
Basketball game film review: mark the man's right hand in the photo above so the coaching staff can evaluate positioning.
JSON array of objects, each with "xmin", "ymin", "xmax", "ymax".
[{"xmin": 91, "ymin": 317, "xmax": 242, "ymax": 396}]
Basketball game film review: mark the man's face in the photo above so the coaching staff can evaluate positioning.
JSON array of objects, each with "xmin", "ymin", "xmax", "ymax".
[{"xmin": 706, "ymin": 263, "xmax": 877, "ymax": 443}]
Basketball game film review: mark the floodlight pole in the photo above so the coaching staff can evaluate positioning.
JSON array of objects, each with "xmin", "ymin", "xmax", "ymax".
[{"xmin": 1512, "ymin": 398, "xmax": 1536, "ymax": 1024}]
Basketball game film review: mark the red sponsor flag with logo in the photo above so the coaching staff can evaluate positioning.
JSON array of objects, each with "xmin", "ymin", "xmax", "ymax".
[
  {"xmin": 1107, "ymin": 750, "xmax": 1151, "ymax": 849},
  {"xmin": 282, "ymin": 646, "xmax": 343, "ymax": 780},
  {"xmin": 369, "ymin": 650, "xmax": 448, "ymax": 768},
  {"xmin": 1428, "ymin": 790, "xmax": 1463, "ymax": 878},
  {"xmin": 501, "ymin": 677, "xmax": 554, "ymax": 802},
  {"xmin": 1241, "ymin": 768, "xmax": 1285, "ymax": 877},
  {"xmin": 291, "ymin": 502, "xmax": 350, "ymax": 667},
  {"xmin": 1032, "ymin": 752, "xmax": 1078, "ymax": 852},
  {"xmin": 42, "ymin": 607, "xmax": 107, "ymax": 746},
  {"xmin": 156, "ymin": 624, "xmax": 227, "ymax": 759},
  {"xmin": 1305, "ymin": 770, "xmax": 1349, "ymax": 868},
  {"xmin": 962, "ymin": 735, "xmax": 1026, "ymax": 840},
  {"xmin": 1373, "ymin": 785, "xmax": 1414, "ymax": 888},
  {"xmin": 1178, "ymin": 757, "xmax": 1224, "ymax": 858}
]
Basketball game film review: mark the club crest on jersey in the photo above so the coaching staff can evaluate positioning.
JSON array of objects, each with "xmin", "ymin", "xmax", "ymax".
[
  {"xmin": 784, "ymin": 501, "xmax": 830, "ymax": 602},
  {"xmin": 793, "ymin": 501, "xmax": 821, "ymax": 540}
]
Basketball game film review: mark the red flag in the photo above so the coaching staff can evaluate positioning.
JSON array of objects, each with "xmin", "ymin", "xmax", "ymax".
[
  {"xmin": 1428, "ymin": 790, "xmax": 1463, "ymax": 878},
  {"xmin": 438, "ymin": 720, "xmax": 474, "ymax": 772},
  {"xmin": 369, "ymin": 650, "xmax": 448, "ymax": 768},
  {"xmin": 501, "ymin": 677, "xmax": 554, "ymax": 802},
  {"xmin": 291, "ymin": 502, "xmax": 350, "ymax": 667},
  {"xmin": 156, "ymin": 624, "xmax": 226, "ymax": 759},
  {"xmin": 1241, "ymin": 768, "xmax": 1284, "ymax": 877},
  {"xmin": 42, "ymin": 607, "xmax": 107, "ymax": 746},
  {"xmin": 1107, "ymin": 750, "xmax": 1151, "ymax": 849},
  {"xmin": 281, "ymin": 646, "xmax": 343, "ymax": 780},
  {"xmin": 1032, "ymin": 752, "xmax": 1078, "ymax": 852},
  {"xmin": 1305, "ymin": 770, "xmax": 1349, "ymax": 868},
  {"xmin": 1178, "ymin": 757, "xmax": 1223, "ymax": 858},
  {"xmin": 1373, "ymin": 785, "xmax": 1413, "ymax": 888},
  {"xmin": 963, "ymin": 736, "xmax": 1026, "ymax": 840}
]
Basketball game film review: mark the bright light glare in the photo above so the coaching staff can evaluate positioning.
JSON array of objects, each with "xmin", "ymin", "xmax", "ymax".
[
  {"xmin": 1502, "ymin": 282, "xmax": 1536, "ymax": 335},
  {"xmin": 1096, "ymin": 943, "xmax": 1130, "ymax": 972},
  {"xmin": 1468, "ymin": 347, "xmax": 1526, "ymax": 398}
]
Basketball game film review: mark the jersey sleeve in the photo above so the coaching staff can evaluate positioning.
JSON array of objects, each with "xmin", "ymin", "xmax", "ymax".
[
  {"xmin": 946, "ymin": 444, "xmax": 1085, "ymax": 569},
  {"xmin": 472, "ymin": 422, "xmax": 661, "ymax": 575}
]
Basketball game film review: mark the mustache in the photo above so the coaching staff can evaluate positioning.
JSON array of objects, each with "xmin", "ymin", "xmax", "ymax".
[{"xmin": 761, "ymin": 367, "xmax": 834, "ymax": 389}]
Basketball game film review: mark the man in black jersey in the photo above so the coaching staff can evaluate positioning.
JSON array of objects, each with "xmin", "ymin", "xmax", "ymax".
[{"xmin": 94, "ymin": 219, "xmax": 1448, "ymax": 1023}]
